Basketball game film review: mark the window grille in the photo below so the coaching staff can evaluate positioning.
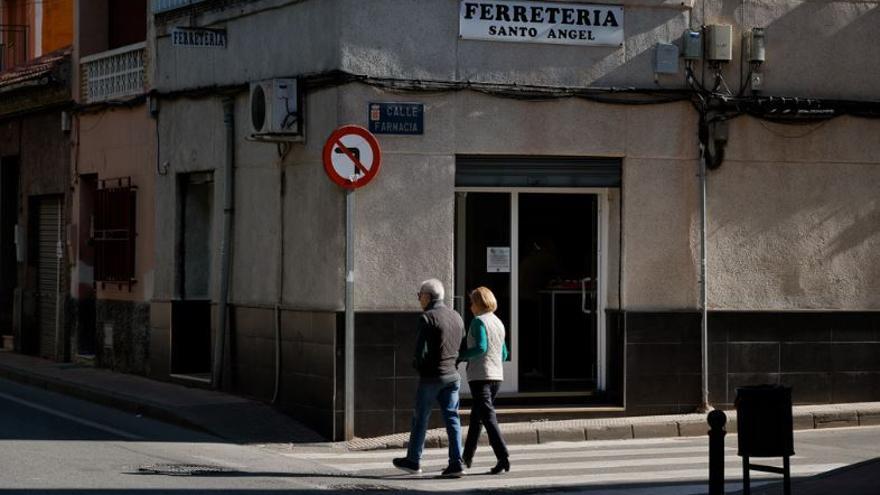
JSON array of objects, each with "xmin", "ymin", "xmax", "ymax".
[{"xmin": 94, "ymin": 177, "xmax": 137, "ymax": 289}]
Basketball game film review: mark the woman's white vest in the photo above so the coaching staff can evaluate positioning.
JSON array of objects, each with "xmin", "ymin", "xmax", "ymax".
[{"xmin": 467, "ymin": 312, "xmax": 506, "ymax": 382}]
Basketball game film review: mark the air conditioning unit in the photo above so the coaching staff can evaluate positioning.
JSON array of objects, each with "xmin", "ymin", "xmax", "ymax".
[{"xmin": 249, "ymin": 78, "xmax": 301, "ymax": 137}]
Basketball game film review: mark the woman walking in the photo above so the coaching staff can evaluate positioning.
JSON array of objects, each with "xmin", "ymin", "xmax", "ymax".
[{"xmin": 460, "ymin": 286, "xmax": 510, "ymax": 474}]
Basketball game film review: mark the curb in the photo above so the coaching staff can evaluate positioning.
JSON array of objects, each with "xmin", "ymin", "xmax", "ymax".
[{"xmin": 347, "ymin": 404, "xmax": 880, "ymax": 451}]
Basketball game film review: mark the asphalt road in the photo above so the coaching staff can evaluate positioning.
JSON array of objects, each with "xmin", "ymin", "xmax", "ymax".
[{"xmin": 1, "ymin": 376, "xmax": 878, "ymax": 494}]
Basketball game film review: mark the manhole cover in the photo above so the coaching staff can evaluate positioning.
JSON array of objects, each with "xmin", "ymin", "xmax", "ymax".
[{"xmin": 136, "ymin": 464, "xmax": 235, "ymax": 476}]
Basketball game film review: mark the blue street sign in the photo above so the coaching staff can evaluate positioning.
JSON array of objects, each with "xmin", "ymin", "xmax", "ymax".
[{"xmin": 368, "ymin": 102, "xmax": 424, "ymax": 135}]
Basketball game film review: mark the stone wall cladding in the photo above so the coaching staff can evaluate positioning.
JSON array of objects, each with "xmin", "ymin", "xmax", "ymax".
[
  {"xmin": 96, "ymin": 299, "xmax": 151, "ymax": 374},
  {"xmin": 624, "ymin": 311, "xmax": 880, "ymax": 414},
  {"xmin": 228, "ymin": 305, "xmax": 337, "ymax": 439}
]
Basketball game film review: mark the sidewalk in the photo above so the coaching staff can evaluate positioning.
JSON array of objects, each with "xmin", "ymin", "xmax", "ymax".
[
  {"xmin": 0, "ymin": 351, "xmax": 323, "ymax": 444},
  {"xmin": 2, "ymin": 350, "xmax": 880, "ymax": 451},
  {"xmin": 2, "ymin": 351, "xmax": 877, "ymax": 494},
  {"xmin": 739, "ymin": 457, "xmax": 880, "ymax": 495}
]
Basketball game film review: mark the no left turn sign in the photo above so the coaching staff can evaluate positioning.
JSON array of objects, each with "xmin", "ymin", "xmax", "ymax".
[{"xmin": 322, "ymin": 125, "xmax": 382, "ymax": 190}]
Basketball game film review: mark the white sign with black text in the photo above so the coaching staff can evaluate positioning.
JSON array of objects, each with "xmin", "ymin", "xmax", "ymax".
[
  {"xmin": 459, "ymin": 1, "xmax": 623, "ymax": 47},
  {"xmin": 487, "ymin": 247, "xmax": 511, "ymax": 273},
  {"xmin": 171, "ymin": 27, "xmax": 228, "ymax": 48}
]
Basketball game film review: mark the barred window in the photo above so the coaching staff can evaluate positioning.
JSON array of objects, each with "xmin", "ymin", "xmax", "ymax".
[{"xmin": 94, "ymin": 177, "xmax": 137, "ymax": 288}]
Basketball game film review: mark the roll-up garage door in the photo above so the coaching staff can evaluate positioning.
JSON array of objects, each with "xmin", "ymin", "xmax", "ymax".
[
  {"xmin": 37, "ymin": 196, "xmax": 62, "ymax": 359},
  {"xmin": 456, "ymin": 155, "xmax": 622, "ymax": 188}
]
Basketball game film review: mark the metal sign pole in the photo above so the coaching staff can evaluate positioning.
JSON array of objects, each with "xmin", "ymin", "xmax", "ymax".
[{"xmin": 344, "ymin": 188, "xmax": 355, "ymax": 440}]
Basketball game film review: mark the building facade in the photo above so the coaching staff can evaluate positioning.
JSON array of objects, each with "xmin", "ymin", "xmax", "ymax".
[
  {"xmin": 143, "ymin": 0, "xmax": 880, "ymax": 440},
  {"xmin": 2, "ymin": 0, "xmax": 874, "ymax": 441},
  {"xmin": 0, "ymin": 0, "xmax": 73, "ymax": 360},
  {"xmin": 68, "ymin": 0, "xmax": 154, "ymax": 372}
]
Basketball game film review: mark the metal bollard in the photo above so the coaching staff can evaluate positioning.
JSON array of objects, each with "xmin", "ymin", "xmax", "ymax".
[{"xmin": 708, "ymin": 410, "xmax": 727, "ymax": 495}]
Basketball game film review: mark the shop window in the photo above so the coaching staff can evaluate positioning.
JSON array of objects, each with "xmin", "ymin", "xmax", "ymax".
[{"xmin": 93, "ymin": 177, "xmax": 137, "ymax": 289}]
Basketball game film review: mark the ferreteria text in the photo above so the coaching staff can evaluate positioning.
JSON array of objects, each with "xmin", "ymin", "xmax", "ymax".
[{"xmin": 462, "ymin": 2, "xmax": 620, "ymax": 28}]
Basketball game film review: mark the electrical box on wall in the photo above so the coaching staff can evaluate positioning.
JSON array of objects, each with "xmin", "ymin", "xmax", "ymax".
[
  {"xmin": 682, "ymin": 29, "xmax": 702, "ymax": 60},
  {"xmin": 706, "ymin": 25, "xmax": 733, "ymax": 62},
  {"xmin": 744, "ymin": 27, "xmax": 766, "ymax": 63},
  {"xmin": 654, "ymin": 43, "xmax": 680, "ymax": 74},
  {"xmin": 249, "ymin": 79, "xmax": 302, "ymax": 137}
]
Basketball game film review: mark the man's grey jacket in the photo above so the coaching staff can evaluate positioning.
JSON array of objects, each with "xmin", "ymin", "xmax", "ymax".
[{"xmin": 413, "ymin": 300, "xmax": 464, "ymax": 383}]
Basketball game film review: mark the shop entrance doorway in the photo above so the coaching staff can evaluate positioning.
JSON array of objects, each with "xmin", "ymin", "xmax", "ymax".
[
  {"xmin": 170, "ymin": 172, "xmax": 214, "ymax": 382},
  {"xmin": 455, "ymin": 190, "xmax": 605, "ymax": 398}
]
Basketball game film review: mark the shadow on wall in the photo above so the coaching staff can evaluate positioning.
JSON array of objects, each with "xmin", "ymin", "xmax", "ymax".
[
  {"xmin": 827, "ymin": 200, "xmax": 880, "ymax": 259},
  {"xmin": 758, "ymin": 1, "xmax": 880, "ymax": 99}
]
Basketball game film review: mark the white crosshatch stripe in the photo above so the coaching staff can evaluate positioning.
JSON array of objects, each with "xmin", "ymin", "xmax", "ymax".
[
  {"xmin": 286, "ymin": 445, "xmax": 732, "ymax": 462},
  {"xmin": 414, "ymin": 464, "xmax": 846, "ymax": 492},
  {"xmin": 305, "ymin": 455, "xmax": 795, "ymax": 473},
  {"xmin": 280, "ymin": 438, "xmax": 845, "ymax": 493}
]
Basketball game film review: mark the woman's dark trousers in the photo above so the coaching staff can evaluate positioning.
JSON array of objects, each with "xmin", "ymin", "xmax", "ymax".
[{"xmin": 464, "ymin": 380, "xmax": 509, "ymax": 462}]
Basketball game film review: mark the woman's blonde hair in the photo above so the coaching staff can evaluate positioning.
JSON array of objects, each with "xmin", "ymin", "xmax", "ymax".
[{"xmin": 469, "ymin": 286, "xmax": 498, "ymax": 313}]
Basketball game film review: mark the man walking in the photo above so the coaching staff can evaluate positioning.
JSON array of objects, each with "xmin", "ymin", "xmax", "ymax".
[{"xmin": 393, "ymin": 278, "xmax": 466, "ymax": 477}]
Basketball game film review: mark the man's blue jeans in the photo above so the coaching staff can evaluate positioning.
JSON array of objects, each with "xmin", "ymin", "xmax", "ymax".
[{"xmin": 406, "ymin": 379, "xmax": 463, "ymax": 465}]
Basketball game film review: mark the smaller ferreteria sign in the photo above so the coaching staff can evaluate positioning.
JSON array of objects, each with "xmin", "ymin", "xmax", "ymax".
[
  {"xmin": 368, "ymin": 102, "xmax": 424, "ymax": 135},
  {"xmin": 172, "ymin": 27, "xmax": 228, "ymax": 48},
  {"xmin": 459, "ymin": 1, "xmax": 623, "ymax": 47}
]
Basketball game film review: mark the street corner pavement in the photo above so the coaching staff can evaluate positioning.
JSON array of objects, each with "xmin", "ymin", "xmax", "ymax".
[{"xmin": 738, "ymin": 457, "xmax": 880, "ymax": 495}]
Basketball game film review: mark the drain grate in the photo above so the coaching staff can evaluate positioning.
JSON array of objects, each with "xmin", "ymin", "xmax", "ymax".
[{"xmin": 136, "ymin": 464, "xmax": 235, "ymax": 476}]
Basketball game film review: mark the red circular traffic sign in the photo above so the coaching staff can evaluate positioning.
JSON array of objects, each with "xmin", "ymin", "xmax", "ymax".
[{"xmin": 322, "ymin": 125, "xmax": 382, "ymax": 190}]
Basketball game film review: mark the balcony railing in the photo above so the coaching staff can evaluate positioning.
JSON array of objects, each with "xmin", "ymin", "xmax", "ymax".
[
  {"xmin": 80, "ymin": 42, "xmax": 146, "ymax": 103},
  {"xmin": 152, "ymin": 0, "xmax": 208, "ymax": 14}
]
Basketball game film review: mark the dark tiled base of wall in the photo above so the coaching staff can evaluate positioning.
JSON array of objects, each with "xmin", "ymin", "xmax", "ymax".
[
  {"xmin": 96, "ymin": 299, "xmax": 151, "ymax": 374},
  {"xmin": 151, "ymin": 306, "xmax": 880, "ymax": 440},
  {"xmin": 621, "ymin": 311, "xmax": 880, "ymax": 414},
  {"xmin": 336, "ymin": 312, "xmax": 425, "ymax": 439},
  {"xmin": 229, "ymin": 306, "xmax": 337, "ymax": 438},
  {"xmin": 149, "ymin": 302, "xmax": 338, "ymax": 439},
  {"xmin": 344, "ymin": 311, "xmax": 629, "ymax": 438}
]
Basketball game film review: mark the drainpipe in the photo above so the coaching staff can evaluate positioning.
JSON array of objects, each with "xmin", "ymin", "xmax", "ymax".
[
  {"xmin": 698, "ymin": 144, "xmax": 711, "ymax": 413},
  {"xmin": 213, "ymin": 97, "xmax": 235, "ymax": 389},
  {"xmin": 272, "ymin": 143, "xmax": 290, "ymax": 405}
]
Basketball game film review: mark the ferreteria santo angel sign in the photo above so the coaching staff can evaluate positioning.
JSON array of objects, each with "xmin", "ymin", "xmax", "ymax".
[{"xmin": 459, "ymin": 1, "xmax": 624, "ymax": 47}]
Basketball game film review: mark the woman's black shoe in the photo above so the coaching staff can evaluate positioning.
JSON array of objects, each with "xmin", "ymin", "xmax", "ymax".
[
  {"xmin": 462, "ymin": 456, "xmax": 473, "ymax": 469},
  {"xmin": 490, "ymin": 458, "xmax": 510, "ymax": 474}
]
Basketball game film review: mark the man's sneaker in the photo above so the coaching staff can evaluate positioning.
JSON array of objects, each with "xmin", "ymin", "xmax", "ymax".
[
  {"xmin": 392, "ymin": 457, "xmax": 422, "ymax": 474},
  {"xmin": 440, "ymin": 463, "xmax": 466, "ymax": 478}
]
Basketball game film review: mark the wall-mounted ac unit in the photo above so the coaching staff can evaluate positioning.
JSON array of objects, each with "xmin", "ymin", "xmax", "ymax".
[{"xmin": 249, "ymin": 79, "xmax": 301, "ymax": 137}]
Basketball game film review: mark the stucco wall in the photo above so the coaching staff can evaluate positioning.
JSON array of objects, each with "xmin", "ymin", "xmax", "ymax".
[
  {"xmin": 74, "ymin": 107, "xmax": 157, "ymax": 303},
  {"xmin": 152, "ymin": 0, "xmax": 880, "ymax": 101},
  {"xmin": 154, "ymin": 87, "xmax": 347, "ymax": 309},
  {"xmin": 149, "ymin": 0, "xmax": 880, "ymax": 314},
  {"xmin": 152, "ymin": 0, "xmax": 340, "ymax": 91},
  {"xmin": 697, "ymin": 0, "xmax": 880, "ymax": 100},
  {"xmin": 708, "ymin": 115, "xmax": 880, "ymax": 310},
  {"xmin": 153, "ymin": 97, "xmax": 224, "ymax": 302}
]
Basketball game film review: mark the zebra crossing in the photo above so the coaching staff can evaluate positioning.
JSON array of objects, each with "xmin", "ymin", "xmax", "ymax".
[{"xmin": 282, "ymin": 436, "xmax": 846, "ymax": 493}]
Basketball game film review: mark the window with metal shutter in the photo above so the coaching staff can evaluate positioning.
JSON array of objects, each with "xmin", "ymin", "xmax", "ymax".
[
  {"xmin": 456, "ymin": 155, "xmax": 622, "ymax": 188},
  {"xmin": 36, "ymin": 196, "xmax": 62, "ymax": 359}
]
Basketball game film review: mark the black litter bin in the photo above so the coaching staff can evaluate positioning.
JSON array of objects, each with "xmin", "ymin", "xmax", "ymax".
[
  {"xmin": 736, "ymin": 384, "xmax": 795, "ymax": 495},
  {"xmin": 736, "ymin": 384, "xmax": 794, "ymax": 457}
]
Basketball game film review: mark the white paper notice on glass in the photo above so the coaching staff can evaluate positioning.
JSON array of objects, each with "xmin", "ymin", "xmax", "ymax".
[{"xmin": 487, "ymin": 247, "xmax": 511, "ymax": 273}]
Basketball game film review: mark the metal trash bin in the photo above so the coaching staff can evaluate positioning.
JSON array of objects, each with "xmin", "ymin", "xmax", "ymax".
[
  {"xmin": 736, "ymin": 384, "xmax": 794, "ymax": 457},
  {"xmin": 735, "ymin": 384, "xmax": 795, "ymax": 495}
]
